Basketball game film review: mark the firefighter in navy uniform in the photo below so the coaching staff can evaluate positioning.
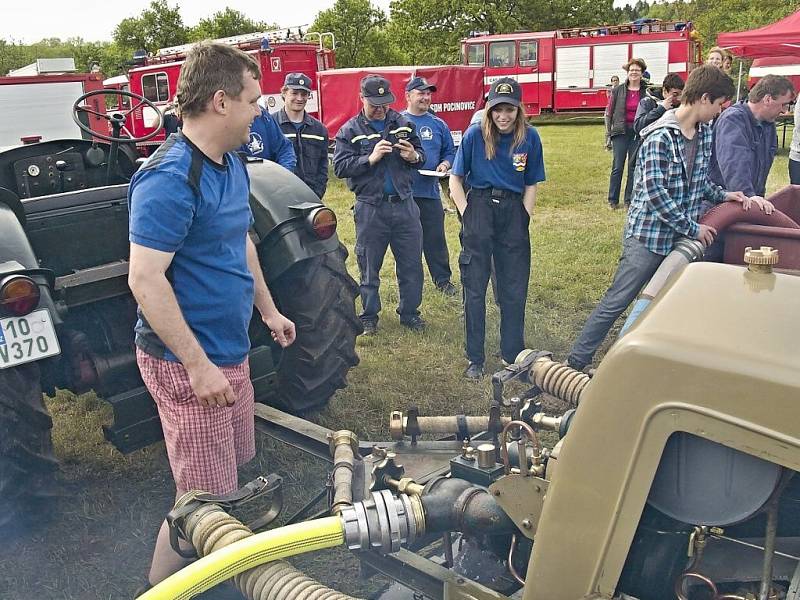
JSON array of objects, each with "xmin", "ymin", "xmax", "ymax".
[
  {"xmin": 450, "ymin": 78, "xmax": 545, "ymax": 380},
  {"xmin": 333, "ymin": 75, "xmax": 426, "ymax": 335},
  {"xmin": 274, "ymin": 73, "xmax": 330, "ymax": 198}
]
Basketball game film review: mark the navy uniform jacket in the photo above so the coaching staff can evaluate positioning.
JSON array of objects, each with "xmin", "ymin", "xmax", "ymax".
[
  {"xmin": 333, "ymin": 109, "xmax": 425, "ymax": 204},
  {"xmin": 274, "ymin": 108, "xmax": 329, "ymax": 198},
  {"xmin": 709, "ymin": 102, "xmax": 777, "ymax": 197},
  {"xmin": 241, "ymin": 108, "xmax": 296, "ymax": 171}
]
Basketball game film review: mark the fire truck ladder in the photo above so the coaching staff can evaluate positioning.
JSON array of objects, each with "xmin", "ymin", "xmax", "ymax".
[
  {"xmin": 152, "ymin": 27, "xmax": 313, "ymax": 62},
  {"xmin": 557, "ymin": 19, "xmax": 688, "ymax": 39}
]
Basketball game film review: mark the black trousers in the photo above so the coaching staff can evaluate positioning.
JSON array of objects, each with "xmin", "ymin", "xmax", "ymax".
[
  {"xmin": 459, "ymin": 189, "xmax": 530, "ymax": 365},
  {"xmin": 790, "ymin": 158, "xmax": 800, "ymax": 185},
  {"xmin": 414, "ymin": 196, "xmax": 452, "ymax": 285}
]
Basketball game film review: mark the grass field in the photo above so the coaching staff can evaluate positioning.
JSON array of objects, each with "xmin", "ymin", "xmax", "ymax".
[{"xmin": 0, "ymin": 123, "xmax": 792, "ymax": 599}]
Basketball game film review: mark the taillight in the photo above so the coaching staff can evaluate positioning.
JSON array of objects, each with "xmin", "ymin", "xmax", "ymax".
[
  {"xmin": 308, "ymin": 207, "xmax": 337, "ymax": 240},
  {"xmin": 0, "ymin": 275, "xmax": 40, "ymax": 316}
]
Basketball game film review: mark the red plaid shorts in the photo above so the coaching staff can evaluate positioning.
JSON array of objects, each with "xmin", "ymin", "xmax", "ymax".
[{"xmin": 136, "ymin": 348, "xmax": 255, "ymax": 495}]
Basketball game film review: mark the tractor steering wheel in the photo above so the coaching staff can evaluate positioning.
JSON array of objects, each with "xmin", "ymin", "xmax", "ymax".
[{"xmin": 72, "ymin": 89, "xmax": 164, "ymax": 143}]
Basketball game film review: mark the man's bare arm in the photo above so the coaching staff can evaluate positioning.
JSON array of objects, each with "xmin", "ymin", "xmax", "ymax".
[
  {"xmin": 245, "ymin": 236, "xmax": 296, "ymax": 347},
  {"xmin": 128, "ymin": 242, "xmax": 235, "ymax": 407}
]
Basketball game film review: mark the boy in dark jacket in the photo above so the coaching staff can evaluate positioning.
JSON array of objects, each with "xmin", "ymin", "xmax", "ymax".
[{"xmin": 633, "ymin": 72, "xmax": 685, "ymax": 135}]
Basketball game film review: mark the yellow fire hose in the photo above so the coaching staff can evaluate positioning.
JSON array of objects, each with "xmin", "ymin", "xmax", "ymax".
[{"xmin": 139, "ymin": 516, "xmax": 347, "ymax": 600}]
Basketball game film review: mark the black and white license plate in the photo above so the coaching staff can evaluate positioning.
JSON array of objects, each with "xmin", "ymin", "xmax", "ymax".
[{"xmin": 0, "ymin": 309, "xmax": 61, "ymax": 369}]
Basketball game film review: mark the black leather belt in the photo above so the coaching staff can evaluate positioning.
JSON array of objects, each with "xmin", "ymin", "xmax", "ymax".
[
  {"xmin": 471, "ymin": 188, "xmax": 521, "ymax": 200},
  {"xmin": 384, "ymin": 194, "xmax": 404, "ymax": 203}
]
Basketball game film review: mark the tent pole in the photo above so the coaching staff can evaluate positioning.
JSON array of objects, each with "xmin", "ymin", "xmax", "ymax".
[{"xmin": 737, "ymin": 60, "xmax": 743, "ymax": 102}]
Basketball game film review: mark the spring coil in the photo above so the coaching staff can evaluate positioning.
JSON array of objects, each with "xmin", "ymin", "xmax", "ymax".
[
  {"xmin": 184, "ymin": 503, "xmax": 361, "ymax": 600},
  {"xmin": 530, "ymin": 357, "xmax": 591, "ymax": 406}
]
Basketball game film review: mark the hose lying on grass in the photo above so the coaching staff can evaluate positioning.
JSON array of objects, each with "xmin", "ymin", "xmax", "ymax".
[{"xmin": 139, "ymin": 510, "xmax": 360, "ymax": 600}]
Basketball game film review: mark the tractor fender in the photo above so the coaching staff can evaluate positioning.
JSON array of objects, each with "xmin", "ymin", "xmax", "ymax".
[
  {"xmin": 246, "ymin": 160, "xmax": 339, "ymax": 282},
  {"xmin": 0, "ymin": 202, "xmax": 60, "ymax": 323}
]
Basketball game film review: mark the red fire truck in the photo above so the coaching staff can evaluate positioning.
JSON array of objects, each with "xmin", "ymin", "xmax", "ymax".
[
  {"xmin": 109, "ymin": 33, "xmax": 485, "ymax": 150},
  {"xmin": 461, "ymin": 20, "xmax": 702, "ymax": 115},
  {"xmin": 114, "ymin": 29, "xmax": 336, "ymax": 152},
  {"xmin": 0, "ymin": 58, "xmax": 107, "ymax": 148}
]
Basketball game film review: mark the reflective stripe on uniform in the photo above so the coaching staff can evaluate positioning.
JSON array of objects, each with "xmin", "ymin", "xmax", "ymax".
[
  {"xmin": 283, "ymin": 133, "xmax": 297, "ymax": 138},
  {"xmin": 351, "ymin": 133, "xmax": 382, "ymax": 143},
  {"xmin": 301, "ymin": 133, "xmax": 326, "ymax": 141},
  {"xmin": 388, "ymin": 126, "xmax": 412, "ymax": 135}
]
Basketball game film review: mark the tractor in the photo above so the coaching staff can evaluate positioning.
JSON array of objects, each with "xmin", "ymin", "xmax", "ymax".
[{"xmin": 0, "ymin": 89, "xmax": 361, "ymax": 530}]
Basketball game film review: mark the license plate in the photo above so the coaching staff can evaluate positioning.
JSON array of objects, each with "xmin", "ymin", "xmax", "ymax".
[{"xmin": 0, "ymin": 309, "xmax": 61, "ymax": 369}]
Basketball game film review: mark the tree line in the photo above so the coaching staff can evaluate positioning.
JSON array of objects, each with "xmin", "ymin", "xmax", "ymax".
[{"xmin": 2, "ymin": 0, "xmax": 799, "ymax": 78}]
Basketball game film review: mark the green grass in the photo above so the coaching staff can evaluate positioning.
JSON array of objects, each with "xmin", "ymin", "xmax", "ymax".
[
  {"xmin": 5, "ymin": 123, "xmax": 790, "ymax": 599},
  {"xmin": 319, "ymin": 123, "xmax": 791, "ymax": 438}
]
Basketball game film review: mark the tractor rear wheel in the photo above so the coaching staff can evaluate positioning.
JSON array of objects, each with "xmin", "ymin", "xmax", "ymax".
[
  {"xmin": 261, "ymin": 244, "xmax": 362, "ymax": 413},
  {"xmin": 0, "ymin": 362, "xmax": 58, "ymax": 532}
]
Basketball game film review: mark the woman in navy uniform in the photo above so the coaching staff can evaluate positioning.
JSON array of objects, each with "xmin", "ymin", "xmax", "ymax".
[{"xmin": 449, "ymin": 78, "xmax": 545, "ymax": 379}]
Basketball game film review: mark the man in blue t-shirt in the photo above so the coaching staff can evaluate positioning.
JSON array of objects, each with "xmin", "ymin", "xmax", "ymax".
[
  {"xmin": 402, "ymin": 76, "xmax": 457, "ymax": 296},
  {"xmin": 127, "ymin": 42, "xmax": 295, "ymax": 591},
  {"xmin": 241, "ymin": 106, "xmax": 297, "ymax": 171}
]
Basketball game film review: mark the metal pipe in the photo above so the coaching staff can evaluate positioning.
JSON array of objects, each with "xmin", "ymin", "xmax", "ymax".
[
  {"xmin": 709, "ymin": 533, "xmax": 800, "ymax": 562},
  {"xmin": 420, "ymin": 477, "xmax": 516, "ymax": 536},
  {"xmin": 328, "ymin": 430, "xmax": 359, "ymax": 515},
  {"xmin": 760, "ymin": 498, "xmax": 780, "ymax": 600}
]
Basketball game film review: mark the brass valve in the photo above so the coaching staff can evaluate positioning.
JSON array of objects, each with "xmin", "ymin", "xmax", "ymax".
[{"xmin": 744, "ymin": 246, "xmax": 779, "ymax": 273}]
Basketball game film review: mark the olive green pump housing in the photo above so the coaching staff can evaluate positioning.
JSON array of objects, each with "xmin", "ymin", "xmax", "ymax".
[{"xmin": 525, "ymin": 261, "xmax": 800, "ymax": 599}]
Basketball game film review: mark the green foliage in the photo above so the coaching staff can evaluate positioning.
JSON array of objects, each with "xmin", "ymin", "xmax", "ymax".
[
  {"xmin": 311, "ymin": 0, "xmax": 390, "ymax": 67},
  {"xmin": 187, "ymin": 8, "xmax": 277, "ymax": 41},
  {"xmin": 112, "ymin": 0, "xmax": 188, "ymax": 54},
  {"xmin": 646, "ymin": 0, "xmax": 800, "ymax": 50},
  {"xmin": 0, "ymin": 37, "xmax": 129, "ymax": 77},
  {"xmin": 386, "ymin": 0, "xmax": 644, "ymax": 65}
]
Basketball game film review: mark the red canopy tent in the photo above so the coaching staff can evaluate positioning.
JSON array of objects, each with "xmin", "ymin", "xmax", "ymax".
[{"xmin": 718, "ymin": 10, "xmax": 800, "ymax": 58}]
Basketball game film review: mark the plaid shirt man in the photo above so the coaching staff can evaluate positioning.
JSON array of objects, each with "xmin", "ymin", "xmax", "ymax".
[{"xmin": 625, "ymin": 114, "xmax": 727, "ymax": 255}]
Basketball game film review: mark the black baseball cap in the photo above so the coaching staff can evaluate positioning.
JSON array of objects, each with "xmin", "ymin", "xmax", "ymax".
[
  {"xmin": 284, "ymin": 72, "xmax": 312, "ymax": 92},
  {"xmin": 361, "ymin": 75, "xmax": 395, "ymax": 105},
  {"xmin": 406, "ymin": 76, "xmax": 437, "ymax": 92},
  {"xmin": 486, "ymin": 77, "xmax": 522, "ymax": 109}
]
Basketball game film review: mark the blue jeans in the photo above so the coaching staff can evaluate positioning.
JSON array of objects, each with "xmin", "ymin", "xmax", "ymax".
[
  {"xmin": 567, "ymin": 237, "xmax": 664, "ymax": 369},
  {"xmin": 608, "ymin": 128, "xmax": 638, "ymax": 206}
]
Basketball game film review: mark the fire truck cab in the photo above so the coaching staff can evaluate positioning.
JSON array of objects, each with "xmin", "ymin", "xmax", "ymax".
[
  {"xmin": 462, "ymin": 20, "xmax": 702, "ymax": 115},
  {"xmin": 0, "ymin": 58, "xmax": 107, "ymax": 149},
  {"xmin": 111, "ymin": 29, "xmax": 335, "ymax": 153}
]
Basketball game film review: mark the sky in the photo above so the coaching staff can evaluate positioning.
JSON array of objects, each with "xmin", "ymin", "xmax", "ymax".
[
  {"xmin": 3, "ymin": 0, "xmax": 393, "ymax": 44},
  {"xmin": 4, "ymin": 0, "xmax": 632, "ymax": 45}
]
